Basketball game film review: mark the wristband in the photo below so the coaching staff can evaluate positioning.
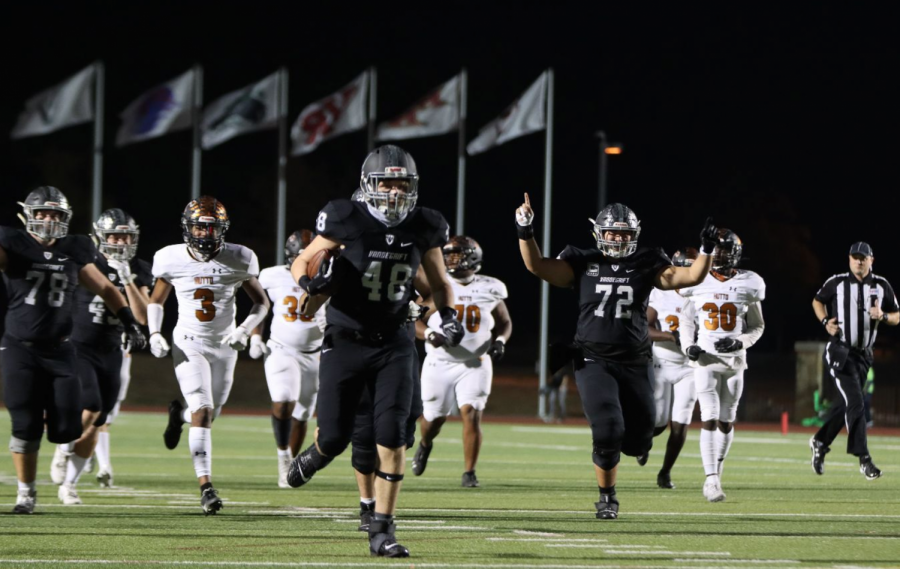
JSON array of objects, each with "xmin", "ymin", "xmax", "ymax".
[
  {"xmin": 516, "ymin": 223, "xmax": 534, "ymax": 240},
  {"xmin": 821, "ymin": 317, "xmax": 830, "ymax": 327}
]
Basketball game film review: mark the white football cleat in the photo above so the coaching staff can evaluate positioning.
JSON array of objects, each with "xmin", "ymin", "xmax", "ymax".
[
  {"xmin": 58, "ymin": 483, "xmax": 83, "ymax": 505},
  {"xmin": 703, "ymin": 475, "xmax": 726, "ymax": 503},
  {"xmin": 278, "ymin": 454, "xmax": 291, "ymax": 488},
  {"xmin": 50, "ymin": 445, "xmax": 71, "ymax": 485},
  {"xmin": 97, "ymin": 468, "xmax": 114, "ymax": 488},
  {"xmin": 13, "ymin": 489, "xmax": 37, "ymax": 514}
]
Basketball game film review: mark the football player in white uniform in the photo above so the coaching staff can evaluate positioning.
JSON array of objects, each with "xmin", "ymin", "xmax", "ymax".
[
  {"xmin": 641, "ymin": 247, "xmax": 699, "ymax": 490},
  {"xmin": 410, "ymin": 236, "xmax": 512, "ymax": 488},
  {"xmin": 250, "ymin": 229, "xmax": 326, "ymax": 487},
  {"xmin": 678, "ymin": 229, "xmax": 765, "ymax": 502},
  {"xmin": 147, "ymin": 196, "xmax": 270, "ymax": 514}
]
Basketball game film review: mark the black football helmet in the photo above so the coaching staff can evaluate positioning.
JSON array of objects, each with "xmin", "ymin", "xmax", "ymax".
[
  {"xmin": 181, "ymin": 196, "xmax": 230, "ymax": 261},
  {"xmin": 711, "ymin": 229, "xmax": 742, "ymax": 271},
  {"xmin": 94, "ymin": 208, "xmax": 139, "ymax": 261},
  {"xmin": 588, "ymin": 203, "xmax": 640, "ymax": 258},
  {"xmin": 285, "ymin": 229, "xmax": 313, "ymax": 265},
  {"xmin": 17, "ymin": 186, "xmax": 73, "ymax": 241},
  {"xmin": 359, "ymin": 145, "xmax": 419, "ymax": 221},
  {"xmin": 671, "ymin": 246, "xmax": 699, "ymax": 267},
  {"xmin": 443, "ymin": 235, "xmax": 483, "ymax": 276}
]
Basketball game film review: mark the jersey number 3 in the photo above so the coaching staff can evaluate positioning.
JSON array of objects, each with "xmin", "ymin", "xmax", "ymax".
[{"xmin": 195, "ymin": 288, "xmax": 216, "ymax": 322}]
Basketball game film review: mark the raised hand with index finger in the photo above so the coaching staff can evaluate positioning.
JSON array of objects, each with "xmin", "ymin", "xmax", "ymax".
[{"xmin": 516, "ymin": 193, "xmax": 535, "ymax": 239}]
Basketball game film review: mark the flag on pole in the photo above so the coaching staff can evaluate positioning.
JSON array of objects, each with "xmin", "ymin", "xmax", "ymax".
[
  {"xmin": 115, "ymin": 69, "xmax": 195, "ymax": 146},
  {"xmin": 202, "ymin": 71, "xmax": 282, "ymax": 149},
  {"xmin": 291, "ymin": 71, "xmax": 368, "ymax": 156},
  {"xmin": 376, "ymin": 74, "xmax": 460, "ymax": 141},
  {"xmin": 10, "ymin": 65, "xmax": 96, "ymax": 139},
  {"xmin": 466, "ymin": 72, "xmax": 547, "ymax": 155}
]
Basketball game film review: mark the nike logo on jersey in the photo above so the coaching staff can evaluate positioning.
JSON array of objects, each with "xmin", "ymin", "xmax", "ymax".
[
  {"xmin": 401, "ymin": 242, "xmax": 413, "ymax": 247},
  {"xmin": 626, "ymin": 269, "xmax": 635, "ymax": 273},
  {"xmin": 57, "ymin": 257, "xmax": 69, "ymax": 262},
  {"xmin": 322, "ymin": 348, "xmax": 332, "ymax": 353}
]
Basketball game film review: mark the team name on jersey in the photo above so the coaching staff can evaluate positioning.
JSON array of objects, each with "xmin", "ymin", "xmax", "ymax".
[
  {"xmin": 713, "ymin": 293, "xmax": 730, "ymax": 300},
  {"xmin": 368, "ymin": 251, "xmax": 409, "ymax": 261},
  {"xmin": 598, "ymin": 276, "xmax": 631, "ymax": 284},
  {"xmin": 194, "ymin": 276, "xmax": 215, "ymax": 285},
  {"xmin": 32, "ymin": 262, "xmax": 65, "ymax": 272}
]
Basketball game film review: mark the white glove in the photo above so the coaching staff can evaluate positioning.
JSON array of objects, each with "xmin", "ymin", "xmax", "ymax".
[
  {"xmin": 222, "ymin": 326, "xmax": 251, "ymax": 351},
  {"xmin": 108, "ymin": 259, "xmax": 134, "ymax": 285},
  {"xmin": 248, "ymin": 334, "xmax": 270, "ymax": 359},
  {"xmin": 516, "ymin": 205, "xmax": 534, "ymax": 226},
  {"xmin": 407, "ymin": 300, "xmax": 424, "ymax": 323},
  {"xmin": 150, "ymin": 333, "xmax": 170, "ymax": 358}
]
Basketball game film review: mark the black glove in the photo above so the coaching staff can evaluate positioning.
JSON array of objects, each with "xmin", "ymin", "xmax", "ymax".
[
  {"xmin": 714, "ymin": 338, "xmax": 743, "ymax": 353},
  {"xmin": 438, "ymin": 306, "xmax": 465, "ymax": 347},
  {"xmin": 699, "ymin": 216, "xmax": 718, "ymax": 255},
  {"xmin": 117, "ymin": 307, "xmax": 147, "ymax": 351},
  {"xmin": 298, "ymin": 255, "xmax": 335, "ymax": 296},
  {"xmin": 686, "ymin": 344, "xmax": 704, "ymax": 361},
  {"xmin": 487, "ymin": 339, "xmax": 506, "ymax": 362}
]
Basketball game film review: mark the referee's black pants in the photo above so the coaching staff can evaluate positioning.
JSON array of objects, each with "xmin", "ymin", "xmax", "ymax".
[{"xmin": 815, "ymin": 351, "xmax": 871, "ymax": 456}]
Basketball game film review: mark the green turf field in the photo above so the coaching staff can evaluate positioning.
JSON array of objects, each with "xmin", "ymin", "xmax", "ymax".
[{"xmin": 1, "ymin": 412, "xmax": 898, "ymax": 568}]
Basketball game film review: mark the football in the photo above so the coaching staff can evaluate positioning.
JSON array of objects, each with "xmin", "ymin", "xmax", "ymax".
[{"xmin": 307, "ymin": 248, "xmax": 338, "ymax": 279}]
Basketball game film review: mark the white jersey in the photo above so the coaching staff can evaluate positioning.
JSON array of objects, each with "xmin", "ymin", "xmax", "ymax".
[
  {"xmin": 649, "ymin": 288, "xmax": 689, "ymax": 364},
  {"xmin": 679, "ymin": 270, "xmax": 766, "ymax": 359},
  {"xmin": 153, "ymin": 243, "xmax": 259, "ymax": 342},
  {"xmin": 258, "ymin": 265, "xmax": 325, "ymax": 351},
  {"xmin": 425, "ymin": 274, "xmax": 508, "ymax": 362}
]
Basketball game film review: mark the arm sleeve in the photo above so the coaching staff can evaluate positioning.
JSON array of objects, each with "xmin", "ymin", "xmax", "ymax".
[
  {"xmin": 679, "ymin": 297, "xmax": 698, "ymax": 352},
  {"xmin": 738, "ymin": 301, "xmax": 765, "ymax": 349},
  {"xmin": 147, "ymin": 303, "xmax": 164, "ymax": 335},
  {"xmin": 238, "ymin": 302, "xmax": 268, "ymax": 332}
]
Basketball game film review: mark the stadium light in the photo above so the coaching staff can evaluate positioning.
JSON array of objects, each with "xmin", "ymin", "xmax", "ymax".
[{"xmin": 596, "ymin": 131, "xmax": 624, "ymax": 212}]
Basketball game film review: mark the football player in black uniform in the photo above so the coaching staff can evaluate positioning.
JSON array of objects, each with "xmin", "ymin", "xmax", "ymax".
[
  {"xmin": 50, "ymin": 209, "xmax": 152, "ymax": 503},
  {"xmin": 0, "ymin": 187, "xmax": 146, "ymax": 514},
  {"xmin": 515, "ymin": 193, "xmax": 716, "ymax": 519},
  {"xmin": 288, "ymin": 145, "xmax": 464, "ymax": 557}
]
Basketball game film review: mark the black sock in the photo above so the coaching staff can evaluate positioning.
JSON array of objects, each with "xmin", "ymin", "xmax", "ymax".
[
  {"xmin": 373, "ymin": 512, "xmax": 393, "ymax": 524},
  {"xmin": 360, "ymin": 501, "xmax": 375, "ymax": 512},
  {"xmin": 859, "ymin": 454, "xmax": 871, "ymax": 464},
  {"xmin": 599, "ymin": 485, "xmax": 616, "ymax": 497},
  {"xmin": 200, "ymin": 482, "xmax": 213, "ymax": 493},
  {"xmin": 464, "ymin": 470, "xmax": 475, "ymax": 476}
]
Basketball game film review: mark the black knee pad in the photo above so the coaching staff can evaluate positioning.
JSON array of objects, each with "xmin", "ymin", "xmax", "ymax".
[
  {"xmin": 316, "ymin": 433, "xmax": 350, "ymax": 458},
  {"xmin": 592, "ymin": 447, "xmax": 621, "ymax": 470},
  {"xmin": 351, "ymin": 445, "xmax": 377, "ymax": 475}
]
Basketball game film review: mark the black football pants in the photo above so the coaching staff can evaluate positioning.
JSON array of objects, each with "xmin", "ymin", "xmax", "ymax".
[
  {"xmin": 815, "ymin": 352, "xmax": 871, "ymax": 456},
  {"xmin": 74, "ymin": 341, "xmax": 123, "ymax": 427},
  {"xmin": 1, "ymin": 334, "xmax": 83, "ymax": 446},
  {"xmin": 316, "ymin": 326, "xmax": 416, "ymax": 457}
]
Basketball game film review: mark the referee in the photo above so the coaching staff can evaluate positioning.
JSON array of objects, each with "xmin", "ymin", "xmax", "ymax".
[{"xmin": 810, "ymin": 242, "xmax": 898, "ymax": 480}]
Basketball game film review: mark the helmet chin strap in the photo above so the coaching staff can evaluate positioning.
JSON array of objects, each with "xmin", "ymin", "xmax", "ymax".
[{"xmin": 365, "ymin": 202, "xmax": 407, "ymax": 227}]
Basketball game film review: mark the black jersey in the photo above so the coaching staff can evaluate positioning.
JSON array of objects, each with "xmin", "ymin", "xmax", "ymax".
[
  {"xmin": 558, "ymin": 245, "xmax": 671, "ymax": 363},
  {"xmin": 0, "ymin": 226, "xmax": 96, "ymax": 342},
  {"xmin": 316, "ymin": 199, "xmax": 449, "ymax": 332},
  {"xmin": 71, "ymin": 252, "xmax": 153, "ymax": 349}
]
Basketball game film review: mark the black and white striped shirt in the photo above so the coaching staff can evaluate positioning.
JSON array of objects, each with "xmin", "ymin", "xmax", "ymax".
[{"xmin": 816, "ymin": 272, "xmax": 899, "ymax": 350}]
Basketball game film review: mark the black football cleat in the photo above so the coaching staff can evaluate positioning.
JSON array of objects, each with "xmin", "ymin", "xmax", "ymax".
[
  {"xmin": 287, "ymin": 452, "xmax": 315, "ymax": 488},
  {"xmin": 411, "ymin": 442, "xmax": 432, "ymax": 476},
  {"xmin": 657, "ymin": 470, "xmax": 675, "ymax": 489},
  {"xmin": 860, "ymin": 457, "xmax": 882, "ymax": 481},
  {"xmin": 636, "ymin": 453, "xmax": 649, "ymax": 467},
  {"xmin": 809, "ymin": 436, "xmax": 829, "ymax": 475},
  {"xmin": 163, "ymin": 400, "xmax": 185, "ymax": 450},
  {"xmin": 461, "ymin": 471, "xmax": 480, "ymax": 488},
  {"xmin": 369, "ymin": 520, "xmax": 409, "ymax": 558},
  {"xmin": 200, "ymin": 487, "xmax": 223, "ymax": 515},
  {"xmin": 595, "ymin": 494, "xmax": 619, "ymax": 520}
]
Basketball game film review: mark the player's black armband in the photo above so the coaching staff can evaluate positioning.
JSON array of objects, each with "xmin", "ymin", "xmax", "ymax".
[
  {"xmin": 516, "ymin": 222, "xmax": 534, "ymax": 240},
  {"xmin": 116, "ymin": 306, "xmax": 138, "ymax": 327}
]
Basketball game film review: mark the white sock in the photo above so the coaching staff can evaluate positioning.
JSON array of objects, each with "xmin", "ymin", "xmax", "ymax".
[
  {"xmin": 714, "ymin": 428, "xmax": 734, "ymax": 474},
  {"xmin": 277, "ymin": 448, "xmax": 291, "ymax": 460},
  {"xmin": 18, "ymin": 480, "xmax": 36, "ymax": 493},
  {"xmin": 64, "ymin": 454, "xmax": 88, "ymax": 485},
  {"xmin": 189, "ymin": 427, "xmax": 212, "ymax": 478},
  {"xmin": 181, "ymin": 408, "xmax": 192, "ymax": 424},
  {"xmin": 360, "ymin": 497, "xmax": 375, "ymax": 505},
  {"xmin": 700, "ymin": 429, "xmax": 718, "ymax": 476},
  {"xmin": 96, "ymin": 432, "xmax": 111, "ymax": 471},
  {"xmin": 58, "ymin": 442, "xmax": 74, "ymax": 454}
]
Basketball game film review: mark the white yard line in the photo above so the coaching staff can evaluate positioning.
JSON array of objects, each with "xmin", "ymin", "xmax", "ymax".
[{"xmin": 0, "ymin": 561, "xmax": 809, "ymax": 569}]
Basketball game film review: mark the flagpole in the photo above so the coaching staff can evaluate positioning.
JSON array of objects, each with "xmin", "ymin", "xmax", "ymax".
[
  {"xmin": 276, "ymin": 68, "xmax": 289, "ymax": 265},
  {"xmin": 455, "ymin": 69, "xmax": 468, "ymax": 236},
  {"xmin": 538, "ymin": 69, "xmax": 554, "ymax": 419},
  {"xmin": 367, "ymin": 67, "xmax": 377, "ymax": 152},
  {"xmin": 191, "ymin": 65, "xmax": 203, "ymax": 199},
  {"xmin": 91, "ymin": 61, "xmax": 105, "ymax": 221}
]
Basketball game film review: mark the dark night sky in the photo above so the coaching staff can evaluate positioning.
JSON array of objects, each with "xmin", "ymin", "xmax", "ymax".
[{"xmin": 2, "ymin": 4, "xmax": 898, "ymax": 362}]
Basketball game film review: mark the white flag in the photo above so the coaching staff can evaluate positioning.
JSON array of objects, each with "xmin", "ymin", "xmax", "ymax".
[
  {"xmin": 116, "ymin": 69, "xmax": 195, "ymax": 147},
  {"xmin": 10, "ymin": 65, "xmax": 95, "ymax": 139},
  {"xmin": 291, "ymin": 71, "xmax": 368, "ymax": 156},
  {"xmin": 202, "ymin": 71, "xmax": 282, "ymax": 149},
  {"xmin": 467, "ymin": 72, "xmax": 547, "ymax": 156},
  {"xmin": 376, "ymin": 75, "xmax": 460, "ymax": 141}
]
